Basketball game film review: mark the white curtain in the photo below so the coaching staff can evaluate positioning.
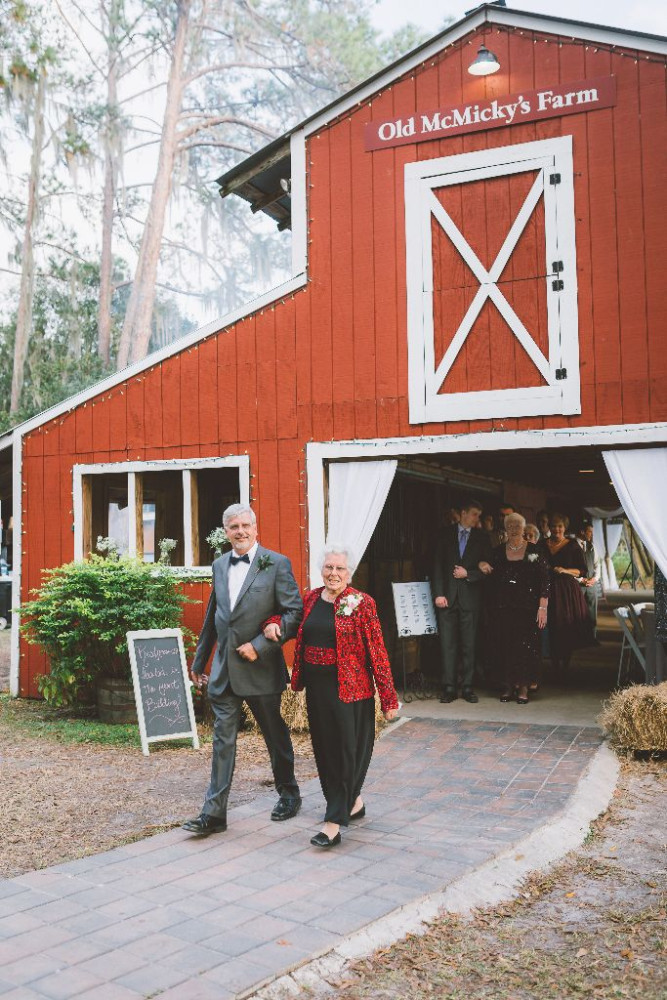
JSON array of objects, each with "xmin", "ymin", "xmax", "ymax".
[
  {"xmin": 327, "ymin": 460, "xmax": 398, "ymax": 566},
  {"xmin": 603, "ymin": 448, "xmax": 667, "ymax": 578}
]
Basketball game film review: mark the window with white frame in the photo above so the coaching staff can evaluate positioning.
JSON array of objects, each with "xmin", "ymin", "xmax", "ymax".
[{"xmin": 74, "ymin": 457, "xmax": 250, "ymax": 569}]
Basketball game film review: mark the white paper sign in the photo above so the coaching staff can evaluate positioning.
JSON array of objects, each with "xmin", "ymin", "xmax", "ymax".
[{"xmin": 392, "ymin": 582, "xmax": 438, "ymax": 637}]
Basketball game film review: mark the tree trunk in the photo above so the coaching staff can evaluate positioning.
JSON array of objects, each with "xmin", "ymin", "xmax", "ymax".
[
  {"xmin": 115, "ymin": 0, "xmax": 191, "ymax": 370},
  {"xmin": 10, "ymin": 69, "xmax": 46, "ymax": 415},
  {"xmin": 98, "ymin": 27, "xmax": 119, "ymax": 366}
]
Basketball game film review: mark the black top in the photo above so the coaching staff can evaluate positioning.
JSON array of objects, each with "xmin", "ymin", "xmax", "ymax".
[
  {"xmin": 490, "ymin": 542, "xmax": 551, "ymax": 610},
  {"xmin": 541, "ymin": 538, "xmax": 587, "ymax": 576},
  {"xmin": 302, "ymin": 597, "xmax": 336, "ymax": 650}
]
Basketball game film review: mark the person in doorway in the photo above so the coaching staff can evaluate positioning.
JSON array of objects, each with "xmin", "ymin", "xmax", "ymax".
[
  {"xmin": 578, "ymin": 523, "xmax": 601, "ymax": 637},
  {"xmin": 537, "ymin": 510, "xmax": 551, "ymax": 540},
  {"xmin": 183, "ymin": 504, "xmax": 303, "ymax": 836},
  {"xmin": 481, "ymin": 513, "xmax": 550, "ymax": 704},
  {"xmin": 286, "ymin": 544, "xmax": 399, "ymax": 849},
  {"xmin": 433, "ymin": 499, "xmax": 492, "ymax": 703},
  {"xmin": 542, "ymin": 513, "xmax": 595, "ymax": 672}
]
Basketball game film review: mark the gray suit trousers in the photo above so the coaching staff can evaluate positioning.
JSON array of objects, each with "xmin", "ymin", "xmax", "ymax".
[{"xmin": 203, "ymin": 690, "xmax": 300, "ymax": 819}]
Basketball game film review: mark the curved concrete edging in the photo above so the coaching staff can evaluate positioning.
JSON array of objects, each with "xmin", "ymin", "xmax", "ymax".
[{"xmin": 246, "ymin": 742, "xmax": 620, "ymax": 1000}]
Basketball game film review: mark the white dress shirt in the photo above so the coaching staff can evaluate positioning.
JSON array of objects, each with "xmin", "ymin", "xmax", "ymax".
[{"xmin": 228, "ymin": 542, "xmax": 258, "ymax": 610}]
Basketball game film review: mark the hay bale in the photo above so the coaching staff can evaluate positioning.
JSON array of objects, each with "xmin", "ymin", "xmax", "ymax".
[
  {"xmin": 243, "ymin": 687, "xmax": 387, "ymax": 736},
  {"xmin": 598, "ymin": 682, "xmax": 667, "ymax": 752}
]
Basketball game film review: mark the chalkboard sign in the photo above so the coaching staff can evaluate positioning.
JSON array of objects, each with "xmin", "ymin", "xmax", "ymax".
[
  {"xmin": 127, "ymin": 629, "xmax": 200, "ymax": 756},
  {"xmin": 392, "ymin": 582, "xmax": 438, "ymax": 637}
]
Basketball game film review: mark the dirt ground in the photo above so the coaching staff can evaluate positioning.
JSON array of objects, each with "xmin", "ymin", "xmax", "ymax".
[
  {"xmin": 305, "ymin": 757, "xmax": 666, "ymax": 1000},
  {"xmin": 0, "ymin": 709, "xmax": 317, "ymax": 881}
]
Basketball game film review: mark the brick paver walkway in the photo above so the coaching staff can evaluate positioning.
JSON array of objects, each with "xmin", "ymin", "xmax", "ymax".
[{"xmin": 0, "ymin": 719, "xmax": 603, "ymax": 999}]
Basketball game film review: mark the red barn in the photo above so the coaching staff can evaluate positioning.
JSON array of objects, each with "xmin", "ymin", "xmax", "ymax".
[{"xmin": 1, "ymin": 4, "xmax": 666, "ymax": 697}]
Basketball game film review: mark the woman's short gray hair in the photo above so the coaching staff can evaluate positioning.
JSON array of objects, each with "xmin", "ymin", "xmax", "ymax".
[
  {"xmin": 222, "ymin": 503, "xmax": 256, "ymax": 526},
  {"xmin": 319, "ymin": 543, "xmax": 357, "ymax": 575},
  {"xmin": 504, "ymin": 512, "xmax": 526, "ymax": 530}
]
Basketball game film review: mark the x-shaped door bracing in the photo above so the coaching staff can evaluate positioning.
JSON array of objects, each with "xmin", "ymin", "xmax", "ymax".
[{"xmin": 427, "ymin": 169, "xmax": 550, "ymax": 397}]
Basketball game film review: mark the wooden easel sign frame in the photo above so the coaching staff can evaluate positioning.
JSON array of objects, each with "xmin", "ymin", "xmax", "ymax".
[{"xmin": 127, "ymin": 628, "xmax": 200, "ymax": 756}]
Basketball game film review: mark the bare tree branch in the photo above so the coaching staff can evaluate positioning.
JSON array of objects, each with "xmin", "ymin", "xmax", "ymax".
[{"xmin": 176, "ymin": 115, "xmax": 276, "ymax": 144}]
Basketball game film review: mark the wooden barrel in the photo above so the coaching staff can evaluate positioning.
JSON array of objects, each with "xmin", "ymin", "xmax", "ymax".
[{"xmin": 96, "ymin": 677, "xmax": 137, "ymax": 724}]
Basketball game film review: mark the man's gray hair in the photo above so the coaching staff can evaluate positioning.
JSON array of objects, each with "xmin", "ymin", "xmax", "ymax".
[
  {"xmin": 319, "ymin": 542, "xmax": 357, "ymax": 575},
  {"xmin": 222, "ymin": 503, "xmax": 256, "ymax": 527}
]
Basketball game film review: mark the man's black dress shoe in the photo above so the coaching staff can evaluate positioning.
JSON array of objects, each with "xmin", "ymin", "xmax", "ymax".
[
  {"xmin": 181, "ymin": 813, "xmax": 227, "ymax": 836},
  {"xmin": 349, "ymin": 804, "xmax": 366, "ymax": 821},
  {"xmin": 462, "ymin": 688, "xmax": 479, "ymax": 703},
  {"xmin": 440, "ymin": 689, "xmax": 457, "ymax": 703},
  {"xmin": 271, "ymin": 796, "xmax": 302, "ymax": 821},
  {"xmin": 310, "ymin": 831, "xmax": 341, "ymax": 849}
]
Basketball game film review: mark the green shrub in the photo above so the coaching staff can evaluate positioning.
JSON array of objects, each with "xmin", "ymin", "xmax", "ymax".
[{"xmin": 20, "ymin": 556, "xmax": 194, "ymax": 707}]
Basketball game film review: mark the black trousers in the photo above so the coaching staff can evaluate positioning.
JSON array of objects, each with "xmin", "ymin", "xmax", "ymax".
[
  {"xmin": 305, "ymin": 667, "xmax": 375, "ymax": 826},
  {"xmin": 203, "ymin": 689, "xmax": 299, "ymax": 819},
  {"xmin": 438, "ymin": 601, "xmax": 479, "ymax": 690}
]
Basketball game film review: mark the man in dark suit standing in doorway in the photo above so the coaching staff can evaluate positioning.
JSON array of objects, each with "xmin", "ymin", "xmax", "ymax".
[
  {"xmin": 433, "ymin": 499, "xmax": 491, "ymax": 704},
  {"xmin": 182, "ymin": 503, "xmax": 303, "ymax": 836}
]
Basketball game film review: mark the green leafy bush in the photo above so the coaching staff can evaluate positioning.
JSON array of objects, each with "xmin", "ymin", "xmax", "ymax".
[{"xmin": 21, "ymin": 556, "xmax": 193, "ymax": 706}]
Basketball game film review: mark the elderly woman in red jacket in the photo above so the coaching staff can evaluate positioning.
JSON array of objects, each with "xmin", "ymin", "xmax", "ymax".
[{"xmin": 269, "ymin": 544, "xmax": 399, "ymax": 849}]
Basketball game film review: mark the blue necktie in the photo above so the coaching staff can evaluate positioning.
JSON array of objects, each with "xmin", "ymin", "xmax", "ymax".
[
  {"xmin": 230, "ymin": 553, "xmax": 250, "ymax": 566},
  {"xmin": 459, "ymin": 528, "xmax": 469, "ymax": 559}
]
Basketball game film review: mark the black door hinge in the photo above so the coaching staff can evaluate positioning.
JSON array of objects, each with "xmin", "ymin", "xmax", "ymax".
[
  {"xmin": 555, "ymin": 368, "xmax": 568, "ymax": 380},
  {"xmin": 552, "ymin": 279, "xmax": 564, "ymax": 291},
  {"xmin": 552, "ymin": 260, "xmax": 564, "ymax": 273},
  {"xmin": 550, "ymin": 172, "xmax": 561, "ymax": 185}
]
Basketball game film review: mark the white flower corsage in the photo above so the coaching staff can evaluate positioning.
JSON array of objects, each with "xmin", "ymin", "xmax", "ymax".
[
  {"xmin": 527, "ymin": 553, "xmax": 539, "ymax": 563},
  {"xmin": 336, "ymin": 593, "xmax": 363, "ymax": 617}
]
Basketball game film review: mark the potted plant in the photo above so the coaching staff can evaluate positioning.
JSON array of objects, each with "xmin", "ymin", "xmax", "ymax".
[{"xmin": 21, "ymin": 555, "xmax": 194, "ymax": 722}]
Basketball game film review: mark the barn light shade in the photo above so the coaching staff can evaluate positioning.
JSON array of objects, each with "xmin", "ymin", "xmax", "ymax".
[{"xmin": 468, "ymin": 44, "xmax": 500, "ymax": 76}]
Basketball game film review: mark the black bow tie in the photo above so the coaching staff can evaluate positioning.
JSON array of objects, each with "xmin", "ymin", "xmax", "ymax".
[{"xmin": 230, "ymin": 553, "xmax": 250, "ymax": 566}]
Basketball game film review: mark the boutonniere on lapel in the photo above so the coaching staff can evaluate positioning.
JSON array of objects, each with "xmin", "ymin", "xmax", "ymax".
[
  {"xmin": 336, "ymin": 593, "xmax": 363, "ymax": 617},
  {"xmin": 257, "ymin": 554, "xmax": 274, "ymax": 572},
  {"xmin": 527, "ymin": 553, "xmax": 539, "ymax": 563}
]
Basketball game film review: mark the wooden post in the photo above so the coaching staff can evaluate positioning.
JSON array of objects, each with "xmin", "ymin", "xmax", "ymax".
[
  {"xmin": 183, "ymin": 470, "xmax": 199, "ymax": 567},
  {"xmin": 82, "ymin": 475, "xmax": 92, "ymax": 559},
  {"xmin": 135, "ymin": 473, "xmax": 144, "ymax": 561}
]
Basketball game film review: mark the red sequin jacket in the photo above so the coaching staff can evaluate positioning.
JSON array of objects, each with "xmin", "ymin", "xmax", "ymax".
[{"xmin": 289, "ymin": 587, "xmax": 399, "ymax": 713}]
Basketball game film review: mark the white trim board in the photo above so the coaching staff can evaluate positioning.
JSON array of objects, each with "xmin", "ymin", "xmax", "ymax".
[
  {"xmin": 305, "ymin": 422, "xmax": 667, "ymax": 584},
  {"xmin": 72, "ymin": 455, "xmax": 250, "ymax": 564},
  {"xmin": 405, "ymin": 136, "xmax": 579, "ymax": 423}
]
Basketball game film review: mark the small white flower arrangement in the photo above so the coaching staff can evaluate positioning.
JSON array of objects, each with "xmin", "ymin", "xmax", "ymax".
[
  {"xmin": 206, "ymin": 527, "xmax": 229, "ymax": 559},
  {"xmin": 336, "ymin": 593, "xmax": 363, "ymax": 617},
  {"xmin": 158, "ymin": 538, "xmax": 178, "ymax": 565},
  {"xmin": 96, "ymin": 536, "xmax": 120, "ymax": 560},
  {"xmin": 527, "ymin": 553, "xmax": 539, "ymax": 563}
]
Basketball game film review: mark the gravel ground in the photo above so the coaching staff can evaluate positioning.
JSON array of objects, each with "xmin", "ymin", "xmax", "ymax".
[
  {"xmin": 0, "ymin": 709, "xmax": 317, "ymax": 881},
  {"xmin": 303, "ymin": 757, "xmax": 667, "ymax": 1000}
]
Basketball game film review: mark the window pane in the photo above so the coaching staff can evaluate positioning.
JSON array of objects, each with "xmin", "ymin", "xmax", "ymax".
[
  {"xmin": 196, "ymin": 467, "xmax": 240, "ymax": 566},
  {"xmin": 143, "ymin": 471, "xmax": 184, "ymax": 566},
  {"xmin": 142, "ymin": 503, "xmax": 156, "ymax": 563}
]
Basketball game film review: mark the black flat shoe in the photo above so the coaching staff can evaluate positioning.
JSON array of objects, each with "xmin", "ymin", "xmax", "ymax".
[
  {"xmin": 462, "ymin": 688, "xmax": 479, "ymax": 703},
  {"xmin": 182, "ymin": 813, "xmax": 227, "ymax": 836},
  {"xmin": 271, "ymin": 796, "xmax": 302, "ymax": 821},
  {"xmin": 310, "ymin": 831, "xmax": 341, "ymax": 849},
  {"xmin": 349, "ymin": 805, "xmax": 366, "ymax": 820},
  {"xmin": 500, "ymin": 691, "xmax": 513, "ymax": 703},
  {"xmin": 440, "ymin": 688, "xmax": 457, "ymax": 703}
]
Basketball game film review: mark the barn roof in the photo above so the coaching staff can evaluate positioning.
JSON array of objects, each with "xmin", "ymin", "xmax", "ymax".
[{"xmin": 216, "ymin": 2, "xmax": 667, "ymax": 229}]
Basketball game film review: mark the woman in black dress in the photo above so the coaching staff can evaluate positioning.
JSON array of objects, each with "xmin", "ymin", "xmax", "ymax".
[
  {"xmin": 542, "ymin": 513, "xmax": 595, "ymax": 670},
  {"xmin": 483, "ymin": 513, "xmax": 550, "ymax": 704}
]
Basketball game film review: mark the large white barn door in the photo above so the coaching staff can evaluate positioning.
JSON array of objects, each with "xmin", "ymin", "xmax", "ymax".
[{"xmin": 405, "ymin": 136, "xmax": 579, "ymax": 423}]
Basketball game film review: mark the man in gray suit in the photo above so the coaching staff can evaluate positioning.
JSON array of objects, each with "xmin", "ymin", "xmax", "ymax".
[{"xmin": 182, "ymin": 504, "xmax": 303, "ymax": 836}]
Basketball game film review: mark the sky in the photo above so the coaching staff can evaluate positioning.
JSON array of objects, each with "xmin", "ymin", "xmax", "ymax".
[{"xmin": 370, "ymin": 0, "xmax": 667, "ymax": 38}]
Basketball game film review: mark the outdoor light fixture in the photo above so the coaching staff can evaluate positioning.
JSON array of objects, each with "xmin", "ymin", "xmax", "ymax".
[{"xmin": 468, "ymin": 44, "xmax": 501, "ymax": 76}]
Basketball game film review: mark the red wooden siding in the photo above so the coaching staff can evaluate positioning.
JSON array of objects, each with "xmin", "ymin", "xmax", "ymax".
[{"xmin": 17, "ymin": 25, "xmax": 667, "ymax": 695}]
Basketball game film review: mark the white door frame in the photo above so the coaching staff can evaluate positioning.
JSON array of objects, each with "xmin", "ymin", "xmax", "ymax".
[
  {"xmin": 405, "ymin": 135, "xmax": 579, "ymax": 423},
  {"xmin": 306, "ymin": 422, "xmax": 667, "ymax": 584}
]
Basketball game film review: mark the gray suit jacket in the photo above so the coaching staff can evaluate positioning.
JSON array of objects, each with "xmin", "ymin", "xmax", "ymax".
[{"xmin": 191, "ymin": 546, "xmax": 303, "ymax": 699}]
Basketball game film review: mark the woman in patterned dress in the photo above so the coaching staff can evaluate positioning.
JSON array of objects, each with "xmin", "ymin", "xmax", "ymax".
[
  {"xmin": 284, "ymin": 545, "xmax": 399, "ymax": 849},
  {"xmin": 482, "ymin": 513, "xmax": 550, "ymax": 704}
]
